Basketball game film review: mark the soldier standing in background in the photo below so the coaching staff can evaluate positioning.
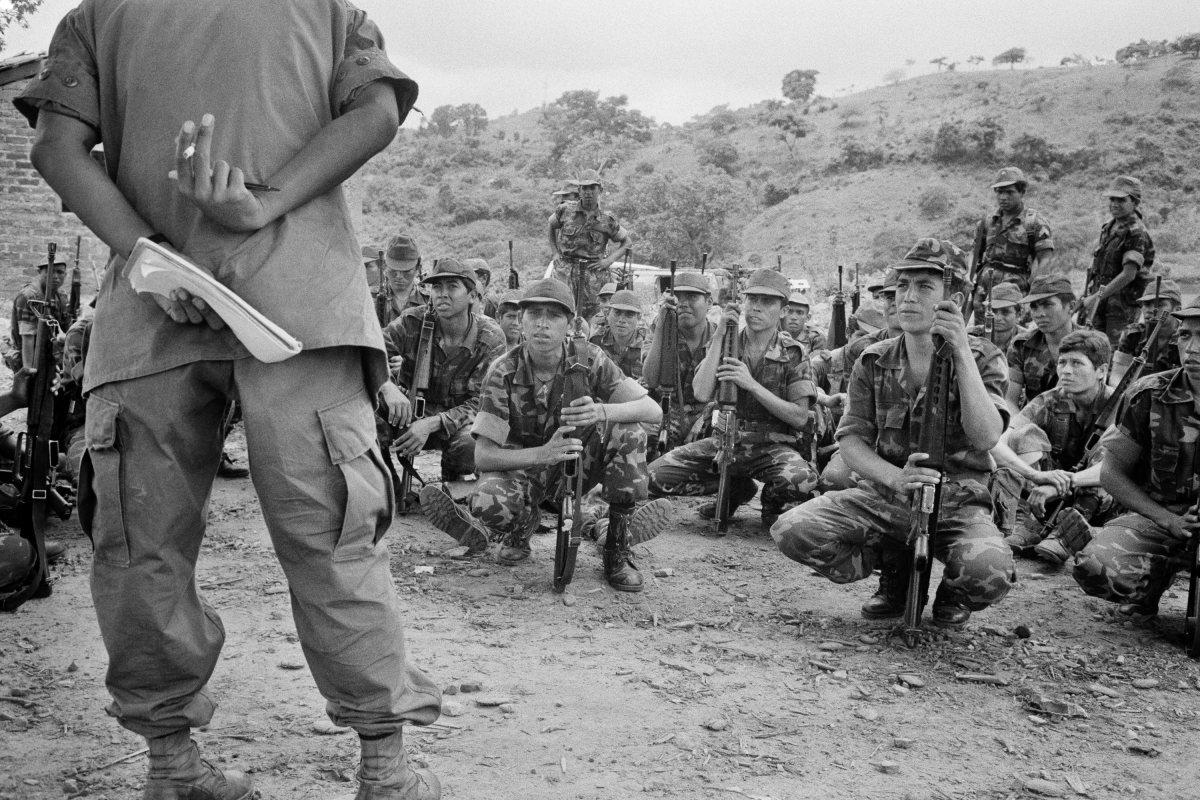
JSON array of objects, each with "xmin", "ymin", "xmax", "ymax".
[
  {"xmin": 547, "ymin": 170, "xmax": 632, "ymax": 320},
  {"xmin": 969, "ymin": 167, "xmax": 1054, "ymax": 320},
  {"xmin": 464, "ymin": 258, "xmax": 499, "ymax": 320},
  {"xmin": 1079, "ymin": 176, "xmax": 1153, "ymax": 347},
  {"xmin": 7, "ymin": 256, "xmax": 70, "ymax": 373}
]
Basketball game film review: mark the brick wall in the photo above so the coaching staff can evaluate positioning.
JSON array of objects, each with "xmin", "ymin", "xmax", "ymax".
[{"xmin": 0, "ymin": 76, "xmax": 108, "ymax": 300}]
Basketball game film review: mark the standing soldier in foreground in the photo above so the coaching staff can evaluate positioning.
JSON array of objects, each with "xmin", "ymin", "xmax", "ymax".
[
  {"xmin": 771, "ymin": 239, "xmax": 1014, "ymax": 629},
  {"xmin": 1074, "ymin": 297, "xmax": 1200, "ymax": 619},
  {"xmin": 421, "ymin": 279, "xmax": 663, "ymax": 591},
  {"xmin": 547, "ymin": 170, "xmax": 632, "ymax": 321},
  {"xmin": 968, "ymin": 167, "xmax": 1054, "ymax": 322},
  {"xmin": 18, "ymin": 2, "xmax": 442, "ymax": 798},
  {"xmin": 1111, "ymin": 279, "xmax": 1182, "ymax": 385},
  {"xmin": 648, "ymin": 269, "xmax": 819, "ymax": 530},
  {"xmin": 1079, "ymin": 176, "xmax": 1153, "ymax": 347}
]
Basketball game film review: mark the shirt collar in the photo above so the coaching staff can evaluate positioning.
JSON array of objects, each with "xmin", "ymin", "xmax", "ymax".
[{"xmin": 1153, "ymin": 367, "xmax": 1193, "ymax": 405}]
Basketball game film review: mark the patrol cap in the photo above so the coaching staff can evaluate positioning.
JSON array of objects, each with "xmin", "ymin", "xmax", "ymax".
[
  {"xmin": 853, "ymin": 307, "xmax": 886, "ymax": 334},
  {"xmin": 787, "ymin": 292, "xmax": 812, "ymax": 308},
  {"xmin": 989, "ymin": 282, "xmax": 1024, "ymax": 309},
  {"xmin": 607, "ymin": 290, "xmax": 643, "ymax": 313},
  {"xmin": 384, "ymin": 234, "xmax": 420, "ymax": 265},
  {"xmin": 421, "ymin": 258, "xmax": 477, "ymax": 290},
  {"xmin": 570, "ymin": 169, "xmax": 603, "ymax": 187},
  {"xmin": 520, "ymin": 278, "xmax": 575, "ymax": 315},
  {"xmin": 891, "ymin": 238, "xmax": 969, "ymax": 286},
  {"xmin": 672, "ymin": 272, "xmax": 711, "ymax": 295},
  {"xmin": 36, "ymin": 258, "xmax": 68, "ymax": 270},
  {"xmin": 498, "ymin": 290, "xmax": 522, "ymax": 311},
  {"xmin": 1169, "ymin": 295, "xmax": 1200, "ymax": 321},
  {"xmin": 991, "ymin": 167, "xmax": 1027, "ymax": 189},
  {"xmin": 1103, "ymin": 175, "xmax": 1143, "ymax": 200},
  {"xmin": 1137, "ymin": 279, "xmax": 1182, "ymax": 306},
  {"xmin": 463, "ymin": 258, "xmax": 491, "ymax": 280},
  {"xmin": 741, "ymin": 268, "xmax": 791, "ymax": 300},
  {"xmin": 867, "ymin": 270, "xmax": 898, "ymax": 295},
  {"xmin": 1020, "ymin": 274, "xmax": 1075, "ymax": 304},
  {"xmin": 598, "ymin": 282, "xmax": 617, "ymax": 299}
]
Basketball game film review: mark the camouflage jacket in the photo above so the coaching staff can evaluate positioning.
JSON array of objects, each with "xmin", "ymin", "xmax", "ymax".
[
  {"xmin": 1116, "ymin": 315, "xmax": 1180, "ymax": 375},
  {"xmin": 8, "ymin": 280, "xmax": 71, "ymax": 371},
  {"xmin": 714, "ymin": 329, "xmax": 816, "ymax": 440},
  {"xmin": 1011, "ymin": 383, "xmax": 1111, "ymax": 471},
  {"xmin": 827, "ymin": 328, "xmax": 895, "ymax": 394},
  {"xmin": 645, "ymin": 318, "xmax": 717, "ymax": 408},
  {"xmin": 472, "ymin": 341, "xmax": 645, "ymax": 449},
  {"xmin": 1091, "ymin": 214, "xmax": 1153, "ymax": 305},
  {"xmin": 974, "ymin": 206, "xmax": 1054, "ymax": 275},
  {"xmin": 382, "ymin": 309, "xmax": 507, "ymax": 437},
  {"xmin": 589, "ymin": 323, "xmax": 648, "ymax": 382},
  {"xmin": 837, "ymin": 334, "xmax": 1009, "ymax": 477},
  {"xmin": 1101, "ymin": 368, "xmax": 1200, "ymax": 514},
  {"xmin": 1007, "ymin": 324, "xmax": 1078, "ymax": 403},
  {"xmin": 788, "ymin": 322, "xmax": 827, "ymax": 356},
  {"xmin": 967, "ymin": 322, "xmax": 1025, "ymax": 355},
  {"xmin": 551, "ymin": 203, "xmax": 623, "ymax": 262}
]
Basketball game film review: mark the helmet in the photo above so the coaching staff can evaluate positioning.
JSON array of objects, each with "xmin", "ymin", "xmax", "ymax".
[{"xmin": 0, "ymin": 531, "xmax": 34, "ymax": 590}]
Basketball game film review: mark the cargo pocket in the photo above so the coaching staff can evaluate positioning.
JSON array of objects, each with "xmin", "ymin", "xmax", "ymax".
[
  {"xmin": 318, "ymin": 394, "xmax": 394, "ymax": 562},
  {"xmin": 85, "ymin": 396, "xmax": 129, "ymax": 567}
]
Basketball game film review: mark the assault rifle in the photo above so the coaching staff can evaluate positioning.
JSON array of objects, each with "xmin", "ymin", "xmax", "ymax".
[
  {"xmin": 1186, "ymin": 513, "xmax": 1199, "ymax": 659},
  {"xmin": 700, "ymin": 251, "xmax": 708, "ymax": 275},
  {"xmin": 508, "ymin": 240, "xmax": 519, "ymax": 290},
  {"xmin": 831, "ymin": 265, "xmax": 847, "ymax": 349},
  {"xmin": 374, "ymin": 248, "xmax": 392, "ymax": 327},
  {"xmin": 68, "ymin": 236, "xmax": 82, "ymax": 322},
  {"xmin": 713, "ymin": 264, "xmax": 741, "ymax": 534},
  {"xmin": 554, "ymin": 271, "xmax": 590, "ymax": 592},
  {"xmin": 983, "ymin": 273, "xmax": 995, "ymax": 344},
  {"xmin": 851, "ymin": 263, "xmax": 861, "ymax": 314},
  {"xmin": 395, "ymin": 293, "xmax": 435, "ymax": 514},
  {"xmin": 776, "ymin": 255, "xmax": 783, "ymax": 274},
  {"xmin": 648, "ymin": 260, "xmax": 679, "ymax": 462},
  {"xmin": 1077, "ymin": 260, "xmax": 1101, "ymax": 329},
  {"xmin": 0, "ymin": 243, "xmax": 71, "ymax": 611},
  {"xmin": 617, "ymin": 250, "xmax": 634, "ymax": 291},
  {"xmin": 901, "ymin": 268, "xmax": 955, "ymax": 645}
]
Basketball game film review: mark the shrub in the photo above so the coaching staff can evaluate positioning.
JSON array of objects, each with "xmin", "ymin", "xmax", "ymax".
[
  {"xmin": 838, "ymin": 142, "xmax": 885, "ymax": 172},
  {"xmin": 917, "ymin": 186, "xmax": 953, "ymax": 220},
  {"xmin": 762, "ymin": 183, "xmax": 793, "ymax": 207}
]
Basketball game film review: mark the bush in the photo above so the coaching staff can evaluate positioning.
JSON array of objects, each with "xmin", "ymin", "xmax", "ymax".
[
  {"xmin": 918, "ymin": 186, "xmax": 953, "ymax": 220},
  {"xmin": 837, "ymin": 142, "xmax": 885, "ymax": 172},
  {"xmin": 697, "ymin": 137, "xmax": 739, "ymax": 174},
  {"xmin": 762, "ymin": 183, "xmax": 794, "ymax": 207},
  {"xmin": 931, "ymin": 118, "xmax": 1004, "ymax": 165}
]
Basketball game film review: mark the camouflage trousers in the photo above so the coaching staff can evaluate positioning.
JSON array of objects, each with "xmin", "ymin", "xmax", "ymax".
[
  {"xmin": 1073, "ymin": 512, "xmax": 1190, "ymax": 608},
  {"xmin": 771, "ymin": 479, "xmax": 1015, "ymax": 609},
  {"xmin": 551, "ymin": 258, "xmax": 611, "ymax": 321},
  {"xmin": 470, "ymin": 422, "xmax": 648, "ymax": 545},
  {"xmin": 647, "ymin": 435, "xmax": 818, "ymax": 513},
  {"xmin": 990, "ymin": 467, "xmax": 1111, "ymax": 539},
  {"xmin": 648, "ymin": 402, "xmax": 707, "ymax": 456},
  {"xmin": 381, "ymin": 421, "xmax": 476, "ymax": 481}
]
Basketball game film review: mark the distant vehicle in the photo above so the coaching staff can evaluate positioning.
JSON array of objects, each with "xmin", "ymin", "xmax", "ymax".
[
  {"xmin": 787, "ymin": 278, "xmax": 812, "ymax": 294},
  {"xmin": 543, "ymin": 261, "xmax": 708, "ymax": 298}
]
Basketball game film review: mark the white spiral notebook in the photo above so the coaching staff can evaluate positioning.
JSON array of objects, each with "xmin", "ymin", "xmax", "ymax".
[{"xmin": 123, "ymin": 237, "xmax": 303, "ymax": 363}]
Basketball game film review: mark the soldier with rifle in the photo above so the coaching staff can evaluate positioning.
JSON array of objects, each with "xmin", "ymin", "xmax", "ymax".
[
  {"xmin": 772, "ymin": 239, "xmax": 1014, "ymax": 631},
  {"xmin": 376, "ymin": 233, "xmax": 426, "ymax": 325},
  {"xmin": 648, "ymin": 269, "xmax": 819, "ymax": 531},
  {"xmin": 589, "ymin": 290, "xmax": 648, "ymax": 381},
  {"xmin": 967, "ymin": 166, "xmax": 1054, "ymax": 324},
  {"xmin": 643, "ymin": 270, "xmax": 717, "ymax": 456},
  {"xmin": 420, "ymin": 278, "xmax": 664, "ymax": 592},
  {"xmin": 1111, "ymin": 278, "xmax": 1182, "ymax": 385},
  {"xmin": 1078, "ymin": 176, "xmax": 1154, "ymax": 347},
  {"xmin": 1074, "ymin": 294, "xmax": 1200, "ymax": 623},
  {"xmin": 967, "ymin": 282, "xmax": 1025, "ymax": 353},
  {"xmin": 989, "ymin": 330, "xmax": 1116, "ymax": 560},
  {"xmin": 7, "ymin": 254, "xmax": 70, "ymax": 374},
  {"xmin": 547, "ymin": 169, "xmax": 632, "ymax": 321}
]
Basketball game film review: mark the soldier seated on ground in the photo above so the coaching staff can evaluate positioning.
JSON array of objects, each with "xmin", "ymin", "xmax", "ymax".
[
  {"xmin": 464, "ymin": 258, "xmax": 499, "ymax": 320},
  {"xmin": 375, "ymin": 233, "xmax": 425, "ymax": 325},
  {"xmin": 647, "ymin": 269, "xmax": 819, "ymax": 531},
  {"xmin": 1072, "ymin": 296, "xmax": 1200, "ymax": 619},
  {"xmin": 420, "ymin": 278, "xmax": 667, "ymax": 592},
  {"xmin": 1111, "ymin": 278, "xmax": 1181, "ymax": 385},
  {"xmin": 967, "ymin": 282, "xmax": 1025, "ymax": 354},
  {"xmin": 496, "ymin": 290, "xmax": 523, "ymax": 349},
  {"xmin": 1005, "ymin": 275, "xmax": 1079, "ymax": 413},
  {"xmin": 783, "ymin": 292, "xmax": 826, "ymax": 355},
  {"xmin": 6, "ymin": 255, "xmax": 69, "ymax": 375},
  {"xmin": 771, "ymin": 238, "xmax": 1015, "ymax": 630},
  {"xmin": 589, "ymin": 289, "xmax": 647, "ymax": 381},
  {"xmin": 378, "ymin": 259, "xmax": 506, "ymax": 493},
  {"xmin": 0, "ymin": 369, "xmax": 66, "ymax": 570},
  {"xmin": 990, "ymin": 330, "xmax": 1115, "ymax": 564},
  {"xmin": 589, "ymin": 282, "xmax": 617, "ymax": 333}
]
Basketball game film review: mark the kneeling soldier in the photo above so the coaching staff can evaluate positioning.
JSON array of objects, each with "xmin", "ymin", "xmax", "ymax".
[
  {"xmin": 1073, "ymin": 297, "xmax": 1200, "ymax": 618},
  {"xmin": 647, "ymin": 268, "xmax": 819, "ymax": 530},
  {"xmin": 421, "ymin": 279, "xmax": 663, "ymax": 591},
  {"xmin": 771, "ymin": 239, "xmax": 1015, "ymax": 629}
]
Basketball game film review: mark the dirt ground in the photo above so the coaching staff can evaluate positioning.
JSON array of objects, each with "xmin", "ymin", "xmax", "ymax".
[{"xmin": 2, "ymin": 434, "xmax": 1199, "ymax": 800}]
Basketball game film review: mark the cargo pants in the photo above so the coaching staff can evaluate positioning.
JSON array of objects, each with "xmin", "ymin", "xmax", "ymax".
[
  {"xmin": 469, "ymin": 422, "xmax": 648, "ymax": 545},
  {"xmin": 80, "ymin": 347, "xmax": 441, "ymax": 738},
  {"xmin": 770, "ymin": 478, "xmax": 1016, "ymax": 609},
  {"xmin": 1072, "ymin": 512, "xmax": 1191, "ymax": 608}
]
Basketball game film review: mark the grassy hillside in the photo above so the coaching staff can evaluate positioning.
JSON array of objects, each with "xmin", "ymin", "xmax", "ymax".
[{"xmin": 360, "ymin": 54, "xmax": 1200, "ymax": 295}]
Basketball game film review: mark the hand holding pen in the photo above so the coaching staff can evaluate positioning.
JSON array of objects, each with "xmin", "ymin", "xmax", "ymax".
[{"xmin": 168, "ymin": 113, "xmax": 274, "ymax": 232}]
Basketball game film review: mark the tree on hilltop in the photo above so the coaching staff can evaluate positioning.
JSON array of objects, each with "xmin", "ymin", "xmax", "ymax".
[
  {"xmin": 930, "ymin": 57, "xmax": 947, "ymax": 72},
  {"xmin": 993, "ymin": 47, "xmax": 1027, "ymax": 69},
  {"xmin": 1173, "ymin": 33, "xmax": 1200, "ymax": 58},
  {"xmin": 615, "ymin": 168, "xmax": 742, "ymax": 266},
  {"xmin": 427, "ymin": 104, "xmax": 488, "ymax": 137},
  {"xmin": 757, "ymin": 100, "xmax": 810, "ymax": 158},
  {"xmin": 967, "ymin": 55, "xmax": 985, "ymax": 68},
  {"xmin": 781, "ymin": 69, "xmax": 819, "ymax": 103},
  {"xmin": 883, "ymin": 68, "xmax": 906, "ymax": 85},
  {"xmin": 0, "ymin": 0, "xmax": 43, "ymax": 53},
  {"xmin": 539, "ymin": 90, "xmax": 655, "ymax": 162}
]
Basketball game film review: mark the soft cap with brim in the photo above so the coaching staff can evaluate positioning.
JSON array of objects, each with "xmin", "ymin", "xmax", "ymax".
[
  {"xmin": 520, "ymin": 278, "xmax": 575, "ymax": 315},
  {"xmin": 607, "ymin": 290, "xmax": 643, "ymax": 313},
  {"xmin": 672, "ymin": 272, "xmax": 711, "ymax": 295},
  {"xmin": 991, "ymin": 166, "xmax": 1027, "ymax": 189},
  {"xmin": 552, "ymin": 180, "xmax": 579, "ymax": 197},
  {"xmin": 891, "ymin": 238, "xmax": 969, "ymax": 286},
  {"xmin": 1170, "ymin": 295, "xmax": 1200, "ymax": 320},
  {"xmin": 787, "ymin": 292, "xmax": 812, "ymax": 307},
  {"xmin": 867, "ymin": 270, "xmax": 898, "ymax": 294},
  {"xmin": 498, "ymin": 290, "xmax": 522, "ymax": 310},
  {"xmin": 385, "ymin": 233, "xmax": 420, "ymax": 263},
  {"xmin": 570, "ymin": 168, "xmax": 603, "ymax": 187},
  {"xmin": 1021, "ymin": 274, "xmax": 1075, "ymax": 304},
  {"xmin": 422, "ymin": 258, "xmax": 477, "ymax": 290},
  {"xmin": 989, "ymin": 282, "xmax": 1024, "ymax": 309},
  {"xmin": 362, "ymin": 245, "xmax": 380, "ymax": 263},
  {"xmin": 1137, "ymin": 279, "xmax": 1182, "ymax": 306},
  {"xmin": 1103, "ymin": 175, "xmax": 1143, "ymax": 200},
  {"xmin": 742, "ymin": 268, "xmax": 790, "ymax": 299},
  {"xmin": 598, "ymin": 282, "xmax": 617, "ymax": 298},
  {"xmin": 462, "ymin": 257, "xmax": 491, "ymax": 278},
  {"xmin": 853, "ymin": 307, "xmax": 886, "ymax": 334}
]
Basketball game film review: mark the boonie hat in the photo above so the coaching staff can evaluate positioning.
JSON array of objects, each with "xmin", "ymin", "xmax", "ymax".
[
  {"xmin": 891, "ymin": 238, "xmax": 969, "ymax": 286},
  {"xmin": 1021, "ymin": 275, "xmax": 1076, "ymax": 304},
  {"xmin": 598, "ymin": 282, "xmax": 617, "ymax": 298},
  {"xmin": 1103, "ymin": 176, "xmax": 1143, "ymax": 200},
  {"xmin": 570, "ymin": 169, "xmax": 603, "ymax": 187},
  {"xmin": 385, "ymin": 234, "xmax": 420, "ymax": 265},
  {"xmin": 1137, "ymin": 279, "xmax": 1182, "ymax": 306},
  {"xmin": 991, "ymin": 167, "xmax": 1027, "ymax": 189},
  {"xmin": 741, "ymin": 268, "xmax": 791, "ymax": 300},
  {"xmin": 672, "ymin": 272, "xmax": 711, "ymax": 295},
  {"xmin": 422, "ymin": 258, "xmax": 477, "ymax": 290},
  {"xmin": 787, "ymin": 292, "xmax": 812, "ymax": 308},
  {"xmin": 520, "ymin": 278, "xmax": 576, "ymax": 315},
  {"xmin": 853, "ymin": 307, "xmax": 886, "ymax": 334},
  {"xmin": 607, "ymin": 290, "xmax": 643, "ymax": 313},
  {"xmin": 1170, "ymin": 295, "xmax": 1200, "ymax": 321},
  {"xmin": 989, "ymin": 282, "xmax": 1024, "ymax": 309}
]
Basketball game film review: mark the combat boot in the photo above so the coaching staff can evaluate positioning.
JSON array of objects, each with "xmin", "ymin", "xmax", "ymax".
[
  {"xmin": 419, "ymin": 486, "xmax": 489, "ymax": 555},
  {"xmin": 603, "ymin": 510, "xmax": 643, "ymax": 592},
  {"xmin": 931, "ymin": 583, "xmax": 971, "ymax": 629},
  {"xmin": 143, "ymin": 730, "xmax": 253, "ymax": 800},
  {"xmin": 1033, "ymin": 507, "xmax": 1094, "ymax": 566},
  {"xmin": 334, "ymin": 731, "xmax": 441, "ymax": 800},
  {"xmin": 860, "ymin": 559, "xmax": 908, "ymax": 620},
  {"xmin": 592, "ymin": 498, "xmax": 673, "ymax": 548}
]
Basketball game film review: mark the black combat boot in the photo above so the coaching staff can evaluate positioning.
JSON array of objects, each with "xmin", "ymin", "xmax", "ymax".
[
  {"xmin": 931, "ymin": 582, "xmax": 972, "ymax": 629},
  {"xmin": 603, "ymin": 510, "xmax": 643, "ymax": 592},
  {"xmin": 860, "ymin": 558, "xmax": 908, "ymax": 620}
]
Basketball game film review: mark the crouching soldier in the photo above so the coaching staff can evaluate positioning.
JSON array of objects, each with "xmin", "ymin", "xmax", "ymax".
[
  {"xmin": 647, "ymin": 269, "xmax": 819, "ymax": 530},
  {"xmin": 421, "ymin": 279, "xmax": 664, "ymax": 591},
  {"xmin": 771, "ymin": 239, "xmax": 1015, "ymax": 629},
  {"xmin": 1073, "ymin": 296, "xmax": 1200, "ymax": 618}
]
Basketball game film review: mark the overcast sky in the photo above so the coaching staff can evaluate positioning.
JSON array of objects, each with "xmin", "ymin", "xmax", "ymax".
[{"xmin": 6, "ymin": 1, "xmax": 1200, "ymax": 125}]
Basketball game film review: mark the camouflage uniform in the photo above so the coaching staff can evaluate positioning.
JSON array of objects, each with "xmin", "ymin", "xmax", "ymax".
[
  {"xmin": 790, "ymin": 323, "xmax": 827, "ymax": 357},
  {"xmin": 772, "ymin": 335, "xmax": 1016, "ymax": 610},
  {"xmin": 647, "ymin": 330, "xmax": 819, "ymax": 517},
  {"xmin": 826, "ymin": 328, "xmax": 894, "ymax": 395},
  {"xmin": 550, "ymin": 203, "xmax": 625, "ymax": 320},
  {"xmin": 382, "ymin": 308, "xmax": 506, "ymax": 478},
  {"xmin": 1089, "ymin": 214, "xmax": 1153, "ymax": 347},
  {"xmin": 972, "ymin": 206, "xmax": 1054, "ymax": 295},
  {"xmin": 6, "ymin": 277, "xmax": 70, "ymax": 372},
  {"xmin": 1115, "ymin": 315, "xmax": 1180, "ymax": 376},
  {"xmin": 968, "ymin": 321, "xmax": 1025, "ymax": 355},
  {"xmin": 469, "ymin": 343, "xmax": 649, "ymax": 546},
  {"xmin": 1007, "ymin": 324, "xmax": 1078, "ymax": 405},
  {"xmin": 1074, "ymin": 368, "xmax": 1197, "ymax": 608},
  {"xmin": 590, "ymin": 322, "xmax": 649, "ymax": 382},
  {"xmin": 645, "ymin": 319, "xmax": 717, "ymax": 451}
]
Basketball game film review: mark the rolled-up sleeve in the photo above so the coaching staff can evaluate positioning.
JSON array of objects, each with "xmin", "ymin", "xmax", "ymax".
[
  {"xmin": 14, "ymin": 5, "xmax": 101, "ymax": 130},
  {"xmin": 785, "ymin": 354, "xmax": 816, "ymax": 403},
  {"xmin": 470, "ymin": 362, "xmax": 511, "ymax": 446},
  {"xmin": 333, "ymin": 7, "xmax": 418, "ymax": 120}
]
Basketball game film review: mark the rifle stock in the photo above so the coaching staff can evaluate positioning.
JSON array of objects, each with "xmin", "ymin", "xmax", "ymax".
[
  {"xmin": 649, "ymin": 260, "xmax": 679, "ymax": 462},
  {"xmin": 714, "ymin": 264, "xmax": 741, "ymax": 533},
  {"xmin": 374, "ymin": 248, "xmax": 391, "ymax": 327},
  {"xmin": 555, "ymin": 270, "xmax": 589, "ymax": 592}
]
